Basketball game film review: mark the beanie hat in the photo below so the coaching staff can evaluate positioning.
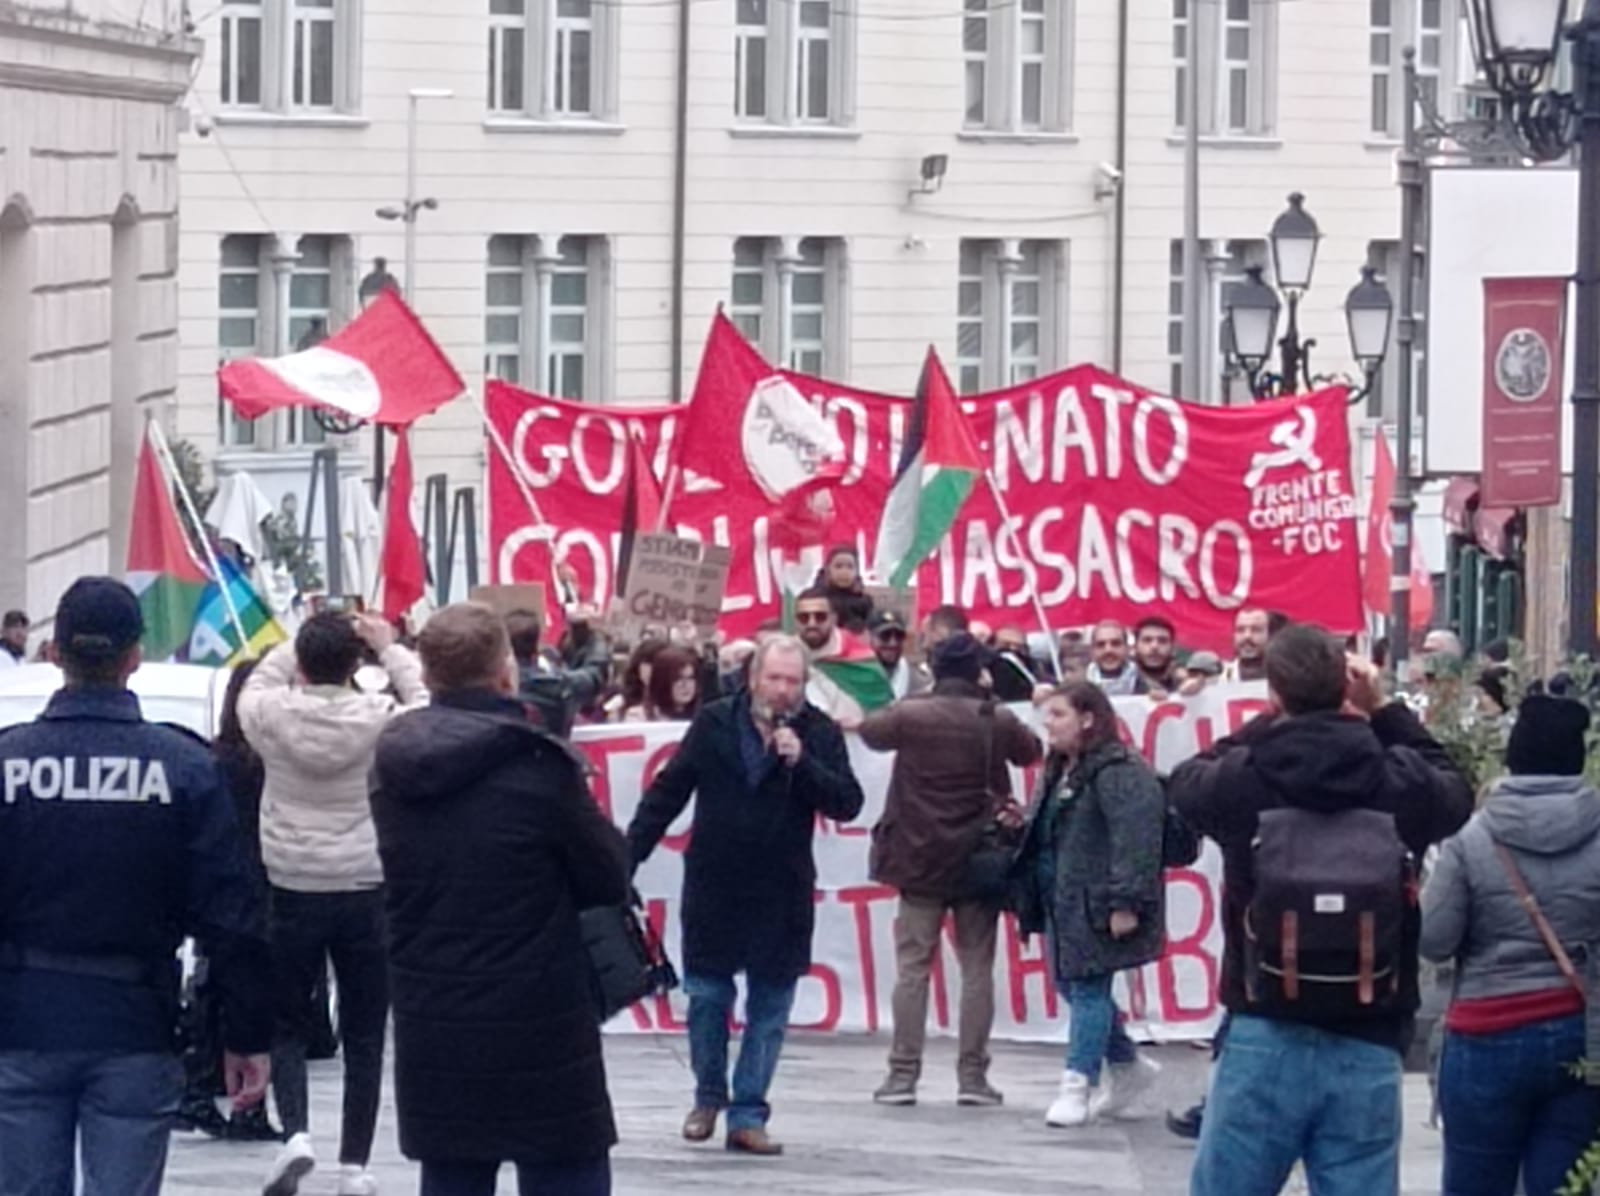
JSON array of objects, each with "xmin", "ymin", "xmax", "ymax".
[
  {"xmin": 1506, "ymin": 694, "xmax": 1591, "ymax": 777},
  {"xmin": 931, "ymin": 631, "xmax": 989, "ymax": 684}
]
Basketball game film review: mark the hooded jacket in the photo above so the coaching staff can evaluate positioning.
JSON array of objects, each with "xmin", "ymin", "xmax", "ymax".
[
  {"xmin": 239, "ymin": 640, "xmax": 426, "ymax": 892},
  {"xmin": 1169, "ymin": 703, "xmax": 1473, "ymax": 1052},
  {"xmin": 1421, "ymin": 775, "xmax": 1600, "ymax": 1003},
  {"xmin": 371, "ymin": 690, "xmax": 630, "ymax": 1164}
]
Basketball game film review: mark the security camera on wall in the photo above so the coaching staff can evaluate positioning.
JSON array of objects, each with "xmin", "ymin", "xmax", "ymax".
[{"xmin": 1094, "ymin": 161, "xmax": 1122, "ymax": 200}]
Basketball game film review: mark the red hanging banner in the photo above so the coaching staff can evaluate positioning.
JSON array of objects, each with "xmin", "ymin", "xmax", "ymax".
[{"xmin": 1481, "ymin": 276, "xmax": 1566, "ymax": 509}]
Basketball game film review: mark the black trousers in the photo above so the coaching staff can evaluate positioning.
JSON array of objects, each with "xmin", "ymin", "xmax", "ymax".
[{"xmin": 269, "ymin": 887, "xmax": 389, "ymax": 1166}]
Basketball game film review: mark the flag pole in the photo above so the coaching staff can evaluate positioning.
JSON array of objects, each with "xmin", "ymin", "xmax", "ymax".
[
  {"xmin": 655, "ymin": 464, "xmax": 681, "ymax": 533},
  {"xmin": 981, "ymin": 468, "xmax": 1065, "ymax": 685},
  {"xmin": 145, "ymin": 415, "xmax": 251, "ymax": 656}
]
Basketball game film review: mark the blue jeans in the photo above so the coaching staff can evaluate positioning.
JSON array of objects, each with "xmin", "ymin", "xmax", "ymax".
[
  {"xmin": 0, "ymin": 1050, "xmax": 182, "ymax": 1196},
  {"xmin": 1439, "ymin": 1014, "xmax": 1600, "ymax": 1196},
  {"xmin": 1190, "ymin": 1015, "xmax": 1402, "ymax": 1196},
  {"xmin": 418, "ymin": 1155, "xmax": 611, "ymax": 1196},
  {"xmin": 1062, "ymin": 974, "xmax": 1138, "ymax": 1083},
  {"xmin": 685, "ymin": 972, "xmax": 797, "ymax": 1132}
]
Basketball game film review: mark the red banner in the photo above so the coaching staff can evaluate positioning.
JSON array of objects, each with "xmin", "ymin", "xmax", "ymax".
[
  {"xmin": 486, "ymin": 341, "xmax": 1362, "ymax": 649},
  {"xmin": 1482, "ymin": 276, "xmax": 1565, "ymax": 509}
]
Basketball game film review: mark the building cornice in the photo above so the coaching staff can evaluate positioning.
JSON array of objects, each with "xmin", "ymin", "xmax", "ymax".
[{"xmin": 0, "ymin": 7, "xmax": 197, "ymax": 103}]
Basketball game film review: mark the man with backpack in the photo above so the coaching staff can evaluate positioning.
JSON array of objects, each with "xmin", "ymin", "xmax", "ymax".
[{"xmin": 1168, "ymin": 624, "xmax": 1472, "ymax": 1195}]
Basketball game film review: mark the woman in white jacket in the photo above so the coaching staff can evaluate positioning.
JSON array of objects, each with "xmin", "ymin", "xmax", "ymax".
[{"xmin": 240, "ymin": 611, "xmax": 427, "ymax": 1196}]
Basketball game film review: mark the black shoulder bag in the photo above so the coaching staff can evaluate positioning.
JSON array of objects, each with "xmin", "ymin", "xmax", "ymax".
[
  {"xmin": 579, "ymin": 891, "xmax": 680, "ymax": 1022},
  {"xmin": 959, "ymin": 701, "xmax": 1023, "ymax": 908}
]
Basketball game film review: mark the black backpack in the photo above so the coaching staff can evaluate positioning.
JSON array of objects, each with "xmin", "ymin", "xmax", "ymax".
[{"xmin": 1244, "ymin": 806, "xmax": 1414, "ymax": 1017}]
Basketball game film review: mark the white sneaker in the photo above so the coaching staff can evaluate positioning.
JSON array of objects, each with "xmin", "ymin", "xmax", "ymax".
[
  {"xmin": 262, "ymin": 1133, "xmax": 316, "ymax": 1196},
  {"xmin": 337, "ymin": 1165, "xmax": 379, "ymax": 1196},
  {"xmin": 1099, "ymin": 1055, "xmax": 1162, "ymax": 1119},
  {"xmin": 1045, "ymin": 1070, "xmax": 1094, "ymax": 1127}
]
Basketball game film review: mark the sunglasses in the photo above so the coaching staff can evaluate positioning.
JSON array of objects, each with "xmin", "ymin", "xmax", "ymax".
[
  {"xmin": 796, "ymin": 612, "xmax": 832, "ymax": 626},
  {"xmin": 876, "ymin": 630, "xmax": 907, "ymax": 642}
]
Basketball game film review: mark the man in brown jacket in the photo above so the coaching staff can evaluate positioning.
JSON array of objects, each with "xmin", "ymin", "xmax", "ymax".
[{"xmin": 859, "ymin": 633, "xmax": 1042, "ymax": 1107}]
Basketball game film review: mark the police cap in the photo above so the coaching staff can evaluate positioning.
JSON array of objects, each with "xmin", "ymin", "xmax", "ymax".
[{"xmin": 55, "ymin": 576, "xmax": 144, "ymax": 660}]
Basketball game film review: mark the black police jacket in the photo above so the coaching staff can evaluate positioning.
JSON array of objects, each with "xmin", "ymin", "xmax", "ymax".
[{"xmin": 0, "ymin": 687, "xmax": 272, "ymax": 1054}]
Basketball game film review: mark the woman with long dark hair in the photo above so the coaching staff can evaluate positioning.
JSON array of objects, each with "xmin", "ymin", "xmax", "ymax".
[
  {"xmin": 1014, "ymin": 682, "xmax": 1166, "ymax": 1128},
  {"xmin": 643, "ymin": 646, "xmax": 702, "ymax": 722},
  {"xmin": 177, "ymin": 660, "xmax": 285, "ymax": 1142},
  {"xmin": 617, "ymin": 639, "xmax": 668, "ymax": 722}
]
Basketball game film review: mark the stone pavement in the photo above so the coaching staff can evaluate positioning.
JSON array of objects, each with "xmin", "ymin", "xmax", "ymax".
[{"xmin": 165, "ymin": 1035, "xmax": 1446, "ymax": 1195}]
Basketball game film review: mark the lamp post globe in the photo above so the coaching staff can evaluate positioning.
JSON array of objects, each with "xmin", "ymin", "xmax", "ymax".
[
  {"xmin": 1345, "ymin": 266, "xmax": 1395, "ymax": 373},
  {"xmin": 1225, "ymin": 266, "xmax": 1281, "ymax": 374},
  {"xmin": 1270, "ymin": 192, "xmax": 1322, "ymax": 294},
  {"xmin": 1465, "ymin": 0, "xmax": 1568, "ymax": 92}
]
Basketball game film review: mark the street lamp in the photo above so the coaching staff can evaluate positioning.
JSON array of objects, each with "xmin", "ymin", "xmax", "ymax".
[
  {"xmin": 1222, "ymin": 192, "xmax": 1394, "ymax": 401},
  {"xmin": 1345, "ymin": 266, "xmax": 1396, "ymax": 377},
  {"xmin": 1461, "ymin": 0, "xmax": 1600, "ymax": 654},
  {"xmin": 369, "ymin": 86, "xmax": 453, "ymax": 499}
]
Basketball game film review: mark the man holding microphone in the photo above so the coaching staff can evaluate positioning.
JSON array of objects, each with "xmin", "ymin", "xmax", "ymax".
[{"xmin": 628, "ymin": 634, "xmax": 865, "ymax": 1157}]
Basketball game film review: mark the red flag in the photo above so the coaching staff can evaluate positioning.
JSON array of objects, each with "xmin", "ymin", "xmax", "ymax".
[
  {"xmin": 379, "ymin": 429, "xmax": 426, "ymax": 621},
  {"xmin": 668, "ymin": 313, "xmax": 849, "ymax": 512},
  {"xmin": 1364, "ymin": 435, "xmax": 1432, "ymax": 629},
  {"xmin": 616, "ymin": 434, "xmax": 663, "ymax": 596},
  {"xmin": 219, "ymin": 290, "xmax": 464, "ymax": 428}
]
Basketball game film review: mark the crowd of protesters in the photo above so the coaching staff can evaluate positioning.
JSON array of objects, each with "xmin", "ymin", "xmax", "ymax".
[{"xmin": 3, "ymin": 568, "xmax": 1600, "ymax": 1196}]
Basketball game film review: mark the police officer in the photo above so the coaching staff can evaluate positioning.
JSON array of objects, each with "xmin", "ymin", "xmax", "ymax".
[{"xmin": 0, "ymin": 576, "xmax": 273, "ymax": 1196}]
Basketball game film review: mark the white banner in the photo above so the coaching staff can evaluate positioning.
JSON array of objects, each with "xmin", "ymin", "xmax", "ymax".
[{"xmin": 573, "ymin": 683, "xmax": 1271, "ymax": 1041}]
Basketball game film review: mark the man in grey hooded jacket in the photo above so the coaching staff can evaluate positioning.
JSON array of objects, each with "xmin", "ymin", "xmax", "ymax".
[{"xmin": 1421, "ymin": 693, "xmax": 1600, "ymax": 1196}]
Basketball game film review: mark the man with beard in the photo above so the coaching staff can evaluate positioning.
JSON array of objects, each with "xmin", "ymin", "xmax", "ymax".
[
  {"xmin": 1087, "ymin": 621, "xmax": 1145, "ymax": 697},
  {"xmin": 870, "ymin": 610, "xmax": 927, "ymax": 701},
  {"xmin": 1133, "ymin": 617, "xmax": 1180, "ymax": 694},
  {"xmin": 628, "ymin": 636, "xmax": 865, "ymax": 1156},
  {"xmin": 1222, "ymin": 609, "xmax": 1272, "ymax": 684}
]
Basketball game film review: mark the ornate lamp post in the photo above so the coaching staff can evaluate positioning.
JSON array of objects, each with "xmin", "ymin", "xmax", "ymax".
[
  {"xmin": 1223, "ymin": 192, "xmax": 1394, "ymax": 402},
  {"xmin": 1460, "ymin": 0, "xmax": 1600, "ymax": 655}
]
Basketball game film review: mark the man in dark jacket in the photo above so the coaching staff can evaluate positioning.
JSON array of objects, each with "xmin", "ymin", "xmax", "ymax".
[
  {"xmin": 628, "ymin": 634, "xmax": 865, "ymax": 1156},
  {"xmin": 860, "ymin": 633, "xmax": 1040, "ymax": 1107},
  {"xmin": 1169, "ymin": 624, "xmax": 1472, "ymax": 1196},
  {"xmin": 505, "ymin": 607, "xmax": 606, "ymax": 737},
  {"xmin": 0, "ymin": 577, "xmax": 272, "ymax": 1196},
  {"xmin": 371, "ymin": 603, "xmax": 630, "ymax": 1196}
]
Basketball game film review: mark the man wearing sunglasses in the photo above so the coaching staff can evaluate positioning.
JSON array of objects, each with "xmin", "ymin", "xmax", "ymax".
[{"xmin": 870, "ymin": 610, "xmax": 928, "ymax": 701}]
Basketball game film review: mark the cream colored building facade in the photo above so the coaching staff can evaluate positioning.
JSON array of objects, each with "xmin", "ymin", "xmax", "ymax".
[
  {"xmin": 175, "ymin": 0, "xmax": 1471, "ymax": 577},
  {"xmin": 0, "ymin": 2, "xmax": 197, "ymax": 626}
]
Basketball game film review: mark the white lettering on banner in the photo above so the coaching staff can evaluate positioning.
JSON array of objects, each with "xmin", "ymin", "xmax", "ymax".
[
  {"xmin": 823, "ymin": 396, "xmax": 870, "ymax": 487},
  {"xmin": 1132, "ymin": 396, "xmax": 1189, "ymax": 486},
  {"xmin": 574, "ymin": 683, "xmax": 1270, "ymax": 1041},
  {"xmin": 1247, "ymin": 468, "xmax": 1355, "ymax": 558},
  {"xmin": 3, "ymin": 757, "xmax": 172, "ymax": 805},
  {"xmin": 994, "ymin": 397, "xmax": 1045, "ymax": 489},
  {"xmin": 571, "ymin": 413, "xmax": 627, "ymax": 495}
]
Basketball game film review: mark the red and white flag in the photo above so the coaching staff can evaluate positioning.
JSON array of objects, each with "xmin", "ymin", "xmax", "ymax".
[
  {"xmin": 219, "ymin": 290, "xmax": 464, "ymax": 428},
  {"xmin": 378, "ymin": 429, "xmax": 426, "ymax": 621},
  {"xmin": 1364, "ymin": 434, "xmax": 1433, "ymax": 628}
]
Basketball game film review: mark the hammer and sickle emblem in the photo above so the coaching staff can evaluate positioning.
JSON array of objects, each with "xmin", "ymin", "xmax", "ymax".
[{"xmin": 1244, "ymin": 408, "xmax": 1322, "ymax": 489}]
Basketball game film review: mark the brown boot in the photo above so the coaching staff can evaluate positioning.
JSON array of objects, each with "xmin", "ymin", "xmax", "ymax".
[
  {"xmin": 726, "ymin": 1127, "xmax": 784, "ymax": 1156},
  {"xmin": 682, "ymin": 1107, "xmax": 719, "ymax": 1143}
]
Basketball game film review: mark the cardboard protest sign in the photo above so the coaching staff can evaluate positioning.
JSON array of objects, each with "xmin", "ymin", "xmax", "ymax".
[{"xmin": 612, "ymin": 533, "xmax": 730, "ymax": 642}]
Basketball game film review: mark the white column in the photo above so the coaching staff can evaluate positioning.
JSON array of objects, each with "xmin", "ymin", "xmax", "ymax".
[
  {"xmin": 997, "ymin": 239, "xmax": 1022, "ymax": 385},
  {"xmin": 531, "ymin": 233, "xmax": 563, "ymax": 393},
  {"xmin": 775, "ymin": 236, "xmax": 801, "ymax": 367}
]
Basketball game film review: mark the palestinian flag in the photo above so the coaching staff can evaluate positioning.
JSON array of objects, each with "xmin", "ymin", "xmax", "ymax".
[
  {"xmin": 871, "ymin": 349, "xmax": 983, "ymax": 589},
  {"xmin": 811, "ymin": 629, "xmax": 896, "ymax": 723},
  {"xmin": 126, "ymin": 426, "xmax": 209, "ymax": 661}
]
